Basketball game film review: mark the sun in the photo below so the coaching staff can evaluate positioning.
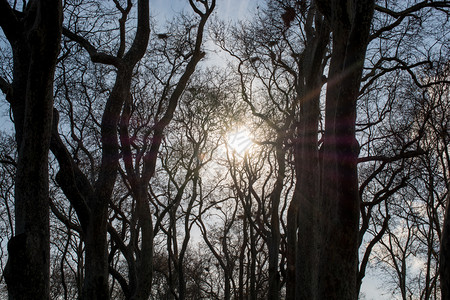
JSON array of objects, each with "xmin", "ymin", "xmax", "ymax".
[{"xmin": 226, "ymin": 128, "xmax": 253, "ymax": 155}]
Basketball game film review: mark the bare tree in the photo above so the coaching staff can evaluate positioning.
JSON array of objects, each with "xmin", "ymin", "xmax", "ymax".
[
  {"xmin": 0, "ymin": 1, "xmax": 62, "ymax": 298},
  {"xmin": 1, "ymin": 1, "xmax": 448, "ymax": 299},
  {"xmin": 50, "ymin": 1, "xmax": 150, "ymax": 298},
  {"xmin": 49, "ymin": 0, "xmax": 215, "ymax": 298}
]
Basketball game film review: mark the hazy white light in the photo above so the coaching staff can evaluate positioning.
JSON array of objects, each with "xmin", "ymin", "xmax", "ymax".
[{"xmin": 226, "ymin": 129, "xmax": 253, "ymax": 155}]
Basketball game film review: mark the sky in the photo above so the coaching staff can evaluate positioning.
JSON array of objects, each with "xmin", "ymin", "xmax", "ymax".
[
  {"xmin": 149, "ymin": 1, "xmax": 393, "ymax": 299},
  {"xmin": 0, "ymin": 1, "xmax": 399, "ymax": 298},
  {"xmin": 151, "ymin": 0, "xmax": 260, "ymax": 21}
]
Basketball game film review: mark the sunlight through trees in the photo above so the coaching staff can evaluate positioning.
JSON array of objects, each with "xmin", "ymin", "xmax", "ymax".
[{"xmin": 0, "ymin": 1, "xmax": 449, "ymax": 300}]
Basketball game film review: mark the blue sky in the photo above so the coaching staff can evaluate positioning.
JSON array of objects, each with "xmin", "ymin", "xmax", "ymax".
[
  {"xmin": 151, "ymin": 0, "xmax": 260, "ymax": 21},
  {"xmin": 0, "ymin": 1, "xmax": 397, "ymax": 298},
  {"xmin": 149, "ymin": 2, "xmax": 392, "ymax": 298}
]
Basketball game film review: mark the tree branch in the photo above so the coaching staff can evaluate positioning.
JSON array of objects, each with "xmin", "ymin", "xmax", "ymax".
[
  {"xmin": 375, "ymin": 1, "xmax": 450, "ymax": 18},
  {"xmin": 372, "ymin": 2, "xmax": 450, "ymax": 41},
  {"xmin": 0, "ymin": 0, "xmax": 21, "ymax": 41},
  {"xmin": 49, "ymin": 199, "xmax": 83, "ymax": 235},
  {"xmin": 62, "ymin": 27, "xmax": 120, "ymax": 67},
  {"xmin": 358, "ymin": 213, "xmax": 390, "ymax": 286},
  {"xmin": 358, "ymin": 149, "xmax": 425, "ymax": 163},
  {"xmin": 108, "ymin": 265, "xmax": 130, "ymax": 298},
  {"xmin": 50, "ymin": 110, "xmax": 92, "ymax": 232},
  {"xmin": 123, "ymin": 0, "xmax": 150, "ymax": 65},
  {"xmin": 141, "ymin": 1, "xmax": 214, "ymax": 184}
]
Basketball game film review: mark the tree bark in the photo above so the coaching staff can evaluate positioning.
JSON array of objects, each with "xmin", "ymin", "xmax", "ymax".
[
  {"xmin": 0, "ymin": 1, "xmax": 62, "ymax": 299},
  {"xmin": 316, "ymin": 1, "xmax": 374, "ymax": 299},
  {"xmin": 441, "ymin": 191, "xmax": 450, "ymax": 300},
  {"xmin": 53, "ymin": 1, "xmax": 150, "ymax": 298},
  {"xmin": 267, "ymin": 137, "xmax": 284, "ymax": 300},
  {"xmin": 286, "ymin": 5, "xmax": 329, "ymax": 300},
  {"xmin": 116, "ymin": 2, "xmax": 214, "ymax": 299}
]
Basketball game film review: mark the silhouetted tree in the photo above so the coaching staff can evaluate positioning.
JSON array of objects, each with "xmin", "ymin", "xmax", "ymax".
[{"xmin": 0, "ymin": 0, "xmax": 62, "ymax": 298}]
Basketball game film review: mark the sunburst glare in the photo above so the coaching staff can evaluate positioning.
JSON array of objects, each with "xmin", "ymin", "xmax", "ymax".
[{"xmin": 226, "ymin": 128, "xmax": 253, "ymax": 156}]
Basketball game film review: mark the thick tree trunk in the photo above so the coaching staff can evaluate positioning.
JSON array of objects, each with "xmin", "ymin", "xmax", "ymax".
[
  {"xmin": 286, "ymin": 202, "xmax": 298, "ymax": 300},
  {"xmin": 82, "ymin": 207, "xmax": 110, "ymax": 300},
  {"xmin": 286, "ymin": 6, "xmax": 328, "ymax": 299},
  {"xmin": 316, "ymin": 1, "xmax": 374, "ymax": 299},
  {"xmin": 131, "ymin": 189, "xmax": 154, "ymax": 300},
  {"xmin": 318, "ymin": 25, "xmax": 356, "ymax": 299},
  {"xmin": 295, "ymin": 102, "xmax": 320, "ymax": 300},
  {"xmin": 78, "ymin": 66, "xmax": 134, "ymax": 300},
  {"xmin": 267, "ymin": 234, "xmax": 280, "ymax": 300},
  {"xmin": 1, "ymin": 1, "xmax": 62, "ymax": 299},
  {"xmin": 441, "ymin": 191, "xmax": 450, "ymax": 300},
  {"xmin": 54, "ymin": 2, "xmax": 150, "ymax": 297},
  {"xmin": 288, "ymin": 117, "xmax": 320, "ymax": 300}
]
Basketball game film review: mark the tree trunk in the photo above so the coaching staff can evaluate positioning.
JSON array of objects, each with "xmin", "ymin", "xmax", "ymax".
[
  {"xmin": 286, "ymin": 5, "xmax": 328, "ymax": 299},
  {"xmin": 82, "ymin": 207, "xmax": 110, "ymax": 300},
  {"xmin": 267, "ymin": 138, "xmax": 285, "ymax": 300},
  {"xmin": 238, "ymin": 216, "xmax": 247, "ymax": 300},
  {"xmin": 1, "ymin": 1, "xmax": 62, "ymax": 299},
  {"xmin": 441, "ymin": 191, "xmax": 450, "ymax": 300},
  {"xmin": 250, "ymin": 221, "xmax": 257, "ymax": 300},
  {"xmin": 55, "ymin": 1, "xmax": 150, "ymax": 297},
  {"xmin": 316, "ymin": 1, "xmax": 374, "ymax": 299},
  {"xmin": 131, "ymin": 189, "xmax": 154, "ymax": 300}
]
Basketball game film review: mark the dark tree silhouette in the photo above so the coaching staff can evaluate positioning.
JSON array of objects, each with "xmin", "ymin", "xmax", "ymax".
[{"xmin": 0, "ymin": 1, "xmax": 62, "ymax": 298}]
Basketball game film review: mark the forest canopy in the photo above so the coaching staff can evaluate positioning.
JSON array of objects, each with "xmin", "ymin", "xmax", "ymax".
[{"xmin": 0, "ymin": 0, "xmax": 449, "ymax": 299}]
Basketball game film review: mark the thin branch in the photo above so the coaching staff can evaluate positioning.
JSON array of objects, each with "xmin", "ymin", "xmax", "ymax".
[
  {"xmin": 49, "ymin": 199, "xmax": 83, "ymax": 234},
  {"xmin": 372, "ymin": 2, "xmax": 450, "ymax": 41},
  {"xmin": 358, "ymin": 149, "xmax": 425, "ymax": 163},
  {"xmin": 0, "ymin": 76, "xmax": 11, "ymax": 97}
]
